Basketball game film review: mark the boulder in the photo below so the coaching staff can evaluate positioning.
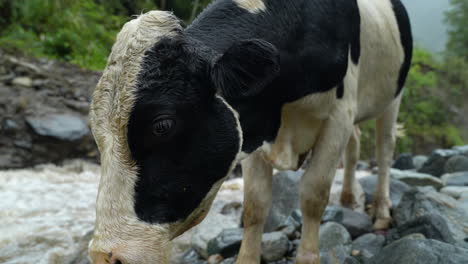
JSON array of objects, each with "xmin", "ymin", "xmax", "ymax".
[
  {"xmin": 391, "ymin": 169, "xmax": 443, "ymax": 189},
  {"xmin": 413, "ymin": 155, "xmax": 429, "ymax": 171},
  {"xmin": 26, "ymin": 114, "xmax": 89, "ymax": 141},
  {"xmin": 319, "ymin": 222, "xmax": 352, "ymax": 253},
  {"xmin": 320, "ymin": 246, "xmax": 353, "ymax": 264},
  {"xmin": 358, "ymin": 175, "xmax": 410, "ymax": 207},
  {"xmin": 368, "ymin": 238, "xmax": 468, "ymax": 264},
  {"xmin": 418, "ymin": 151, "xmax": 448, "ymax": 177},
  {"xmin": 453, "ymin": 145, "xmax": 468, "ymax": 156},
  {"xmin": 321, "ymin": 206, "xmax": 373, "ymax": 238},
  {"xmin": 442, "ymin": 171, "xmax": 468, "ymax": 186},
  {"xmin": 178, "ymin": 249, "xmax": 206, "ymax": 264},
  {"xmin": 393, "ymin": 187, "xmax": 468, "ymax": 248},
  {"xmin": 261, "ymin": 232, "xmax": 289, "ymax": 262},
  {"xmin": 207, "ymin": 228, "xmax": 243, "ymax": 258},
  {"xmin": 440, "ymin": 186, "xmax": 468, "ymax": 199},
  {"xmin": 392, "ymin": 153, "xmax": 414, "ymax": 170},
  {"xmin": 386, "ymin": 214, "xmax": 456, "ymax": 245},
  {"xmin": 351, "ymin": 233, "xmax": 385, "ymax": 263},
  {"xmin": 444, "ymin": 155, "xmax": 468, "ymax": 174}
]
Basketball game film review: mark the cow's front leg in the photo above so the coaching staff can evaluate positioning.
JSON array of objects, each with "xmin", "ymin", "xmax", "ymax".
[
  {"xmin": 296, "ymin": 115, "xmax": 352, "ymax": 264},
  {"xmin": 237, "ymin": 151, "xmax": 273, "ymax": 264}
]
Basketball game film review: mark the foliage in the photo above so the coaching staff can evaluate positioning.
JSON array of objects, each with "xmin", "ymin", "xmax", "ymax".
[{"xmin": 445, "ymin": 0, "xmax": 468, "ymax": 60}]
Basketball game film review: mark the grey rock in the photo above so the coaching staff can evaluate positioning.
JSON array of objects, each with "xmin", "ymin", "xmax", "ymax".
[
  {"xmin": 442, "ymin": 171, "xmax": 468, "ymax": 187},
  {"xmin": 12, "ymin": 76, "xmax": 33, "ymax": 87},
  {"xmin": 392, "ymin": 153, "xmax": 414, "ymax": 170},
  {"xmin": 359, "ymin": 175, "xmax": 410, "ymax": 207},
  {"xmin": 351, "ymin": 233, "xmax": 385, "ymax": 262},
  {"xmin": 219, "ymin": 257, "xmax": 236, "ymax": 264},
  {"xmin": 368, "ymin": 238, "xmax": 468, "ymax": 264},
  {"xmin": 322, "ymin": 206, "xmax": 372, "ymax": 238},
  {"xmin": 386, "ymin": 214, "xmax": 456, "ymax": 245},
  {"xmin": 319, "ymin": 222, "xmax": 352, "ymax": 253},
  {"xmin": 2, "ymin": 119, "xmax": 19, "ymax": 131},
  {"xmin": 453, "ymin": 145, "xmax": 468, "ymax": 156},
  {"xmin": 440, "ymin": 186, "xmax": 468, "ymax": 199},
  {"xmin": 394, "ymin": 187, "xmax": 468, "ymax": 248},
  {"xmin": 413, "ymin": 155, "xmax": 429, "ymax": 171},
  {"xmin": 192, "ymin": 214, "xmax": 238, "ymax": 258},
  {"xmin": 320, "ymin": 246, "xmax": 352, "ymax": 264},
  {"xmin": 357, "ymin": 161, "xmax": 370, "ymax": 171},
  {"xmin": 207, "ymin": 228, "xmax": 243, "ymax": 258},
  {"xmin": 391, "ymin": 169, "xmax": 443, "ymax": 189},
  {"xmin": 433, "ymin": 149, "xmax": 461, "ymax": 158},
  {"xmin": 276, "ymin": 210, "xmax": 302, "ymax": 239},
  {"xmin": 26, "ymin": 113, "xmax": 89, "ymax": 141},
  {"xmin": 179, "ymin": 249, "xmax": 204, "ymax": 264},
  {"xmin": 444, "ymin": 155, "xmax": 468, "ymax": 174},
  {"xmin": 264, "ymin": 170, "xmax": 302, "ymax": 232},
  {"xmin": 261, "ymin": 232, "xmax": 289, "ymax": 262},
  {"xmin": 418, "ymin": 151, "xmax": 448, "ymax": 177}
]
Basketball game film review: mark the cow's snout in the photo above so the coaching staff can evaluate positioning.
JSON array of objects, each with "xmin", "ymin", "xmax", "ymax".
[{"xmin": 90, "ymin": 251, "xmax": 126, "ymax": 264}]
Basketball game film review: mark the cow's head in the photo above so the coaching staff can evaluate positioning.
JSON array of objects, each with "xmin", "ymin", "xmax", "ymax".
[{"xmin": 88, "ymin": 11, "xmax": 279, "ymax": 264}]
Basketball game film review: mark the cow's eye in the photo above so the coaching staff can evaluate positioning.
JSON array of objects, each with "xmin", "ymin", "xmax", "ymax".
[{"xmin": 152, "ymin": 118, "xmax": 175, "ymax": 136}]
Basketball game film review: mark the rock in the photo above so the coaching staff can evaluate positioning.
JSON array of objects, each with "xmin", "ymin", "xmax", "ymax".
[
  {"xmin": 391, "ymin": 169, "xmax": 443, "ymax": 189},
  {"xmin": 207, "ymin": 254, "xmax": 224, "ymax": 264},
  {"xmin": 192, "ymin": 213, "xmax": 238, "ymax": 258},
  {"xmin": 264, "ymin": 170, "xmax": 302, "ymax": 232},
  {"xmin": 26, "ymin": 113, "xmax": 89, "ymax": 141},
  {"xmin": 386, "ymin": 214, "xmax": 456, "ymax": 245},
  {"xmin": 179, "ymin": 249, "xmax": 204, "ymax": 264},
  {"xmin": 392, "ymin": 153, "xmax": 414, "ymax": 170},
  {"xmin": 418, "ymin": 151, "xmax": 448, "ymax": 177},
  {"xmin": 413, "ymin": 155, "xmax": 429, "ymax": 171},
  {"xmin": 351, "ymin": 233, "xmax": 385, "ymax": 262},
  {"xmin": 207, "ymin": 228, "xmax": 243, "ymax": 258},
  {"xmin": 12, "ymin": 76, "xmax": 33, "ymax": 87},
  {"xmin": 440, "ymin": 186, "xmax": 468, "ymax": 199},
  {"xmin": 394, "ymin": 187, "xmax": 468, "ymax": 248},
  {"xmin": 319, "ymin": 222, "xmax": 352, "ymax": 253},
  {"xmin": 320, "ymin": 246, "xmax": 353, "ymax": 264},
  {"xmin": 359, "ymin": 175, "xmax": 410, "ymax": 207},
  {"xmin": 442, "ymin": 171, "xmax": 468, "ymax": 186},
  {"xmin": 356, "ymin": 161, "xmax": 370, "ymax": 171},
  {"xmin": 261, "ymin": 232, "xmax": 289, "ymax": 262},
  {"xmin": 453, "ymin": 145, "xmax": 468, "ymax": 156},
  {"xmin": 2, "ymin": 119, "xmax": 19, "ymax": 131},
  {"xmin": 328, "ymin": 169, "xmax": 366, "ymax": 214},
  {"xmin": 444, "ymin": 155, "xmax": 468, "ymax": 174},
  {"xmin": 321, "ymin": 206, "xmax": 372, "ymax": 238},
  {"xmin": 219, "ymin": 257, "xmax": 236, "ymax": 264},
  {"xmin": 368, "ymin": 238, "xmax": 468, "ymax": 264}
]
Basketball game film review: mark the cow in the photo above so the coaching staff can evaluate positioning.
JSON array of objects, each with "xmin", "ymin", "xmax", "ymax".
[{"xmin": 88, "ymin": 0, "xmax": 412, "ymax": 263}]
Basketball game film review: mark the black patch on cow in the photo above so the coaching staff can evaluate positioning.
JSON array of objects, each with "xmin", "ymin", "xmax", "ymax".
[
  {"xmin": 391, "ymin": 0, "xmax": 413, "ymax": 96},
  {"xmin": 187, "ymin": 0, "xmax": 361, "ymax": 152},
  {"xmin": 337, "ymin": 81, "xmax": 344, "ymax": 99},
  {"xmin": 128, "ymin": 37, "xmax": 240, "ymax": 224}
]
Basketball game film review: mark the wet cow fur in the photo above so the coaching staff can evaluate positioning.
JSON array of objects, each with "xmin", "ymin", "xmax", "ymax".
[{"xmin": 88, "ymin": 0, "xmax": 412, "ymax": 264}]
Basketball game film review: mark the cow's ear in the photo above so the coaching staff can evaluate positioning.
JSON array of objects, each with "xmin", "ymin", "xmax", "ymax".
[{"xmin": 211, "ymin": 39, "xmax": 280, "ymax": 99}]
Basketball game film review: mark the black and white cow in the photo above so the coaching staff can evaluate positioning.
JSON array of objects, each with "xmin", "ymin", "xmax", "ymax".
[{"xmin": 88, "ymin": 0, "xmax": 412, "ymax": 263}]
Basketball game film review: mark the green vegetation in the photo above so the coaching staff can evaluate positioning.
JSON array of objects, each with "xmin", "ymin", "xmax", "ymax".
[{"xmin": 0, "ymin": 0, "xmax": 466, "ymax": 156}]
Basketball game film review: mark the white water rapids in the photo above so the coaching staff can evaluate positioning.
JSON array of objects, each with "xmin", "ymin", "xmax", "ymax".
[{"xmin": 0, "ymin": 160, "xmax": 100, "ymax": 264}]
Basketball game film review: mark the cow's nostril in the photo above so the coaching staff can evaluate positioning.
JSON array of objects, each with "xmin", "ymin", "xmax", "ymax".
[{"xmin": 113, "ymin": 260, "xmax": 122, "ymax": 264}]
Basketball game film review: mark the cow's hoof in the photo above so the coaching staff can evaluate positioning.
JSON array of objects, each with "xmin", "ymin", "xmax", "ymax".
[
  {"xmin": 295, "ymin": 252, "xmax": 320, "ymax": 264},
  {"xmin": 373, "ymin": 217, "xmax": 392, "ymax": 230}
]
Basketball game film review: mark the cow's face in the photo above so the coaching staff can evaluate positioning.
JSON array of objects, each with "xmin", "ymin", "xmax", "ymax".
[{"xmin": 88, "ymin": 11, "xmax": 279, "ymax": 264}]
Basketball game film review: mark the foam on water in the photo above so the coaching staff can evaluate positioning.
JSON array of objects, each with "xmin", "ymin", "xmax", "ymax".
[{"xmin": 0, "ymin": 160, "xmax": 100, "ymax": 264}]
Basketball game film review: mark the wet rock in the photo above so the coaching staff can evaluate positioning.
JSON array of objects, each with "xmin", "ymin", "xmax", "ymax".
[
  {"xmin": 26, "ymin": 113, "xmax": 89, "ymax": 141},
  {"xmin": 440, "ymin": 186, "xmax": 468, "ymax": 199},
  {"xmin": 392, "ymin": 153, "xmax": 414, "ymax": 170},
  {"xmin": 351, "ymin": 233, "xmax": 385, "ymax": 262},
  {"xmin": 264, "ymin": 170, "xmax": 302, "ymax": 232},
  {"xmin": 413, "ymin": 155, "xmax": 429, "ymax": 171},
  {"xmin": 192, "ymin": 213, "xmax": 238, "ymax": 258},
  {"xmin": 359, "ymin": 175, "xmax": 410, "ymax": 207},
  {"xmin": 442, "ymin": 171, "xmax": 468, "ymax": 186},
  {"xmin": 368, "ymin": 238, "xmax": 468, "ymax": 264},
  {"xmin": 319, "ymin": 222, "xmax": 352, "ymax": 253},
  {"xmin": 386, "ymin": 214, "xmax": 456, "ymax": 245},
  {"xmin": 261, "ymin": 232, "xmax": 289, "ymax": 262},
  {"xmin": 12, "ymin": 76, "xmax": 33, "ymax": 87},
  {"xmin": 444, "ymin": 155, "xmax": 468, "ymax": 174},
  {"xmin": 418, "ymin": 151, "xmax": 448, "ymax": 177},
  {"xmin": 321, "ymin": 206, "xmax": 372, "ymax": 238},
  {"xmin": 394, "ymin": 187, "xmax": 468, "ymax": 248},
  {"xmin": 391, "ymin": 169, "xmax": 443, "ymax": 189},
  {"xmin": 207, "ymin": 228, "xmax": 243, "ymax": 258}
]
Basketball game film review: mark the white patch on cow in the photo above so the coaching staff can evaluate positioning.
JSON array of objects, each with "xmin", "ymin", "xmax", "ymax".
[
  {"xmin": 233, "ymin": 0, "xmax": 266, "ymax": 14},
  {"xmin": 88, "ymin": 10, "xmax": 182, "ymax": 264}
]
